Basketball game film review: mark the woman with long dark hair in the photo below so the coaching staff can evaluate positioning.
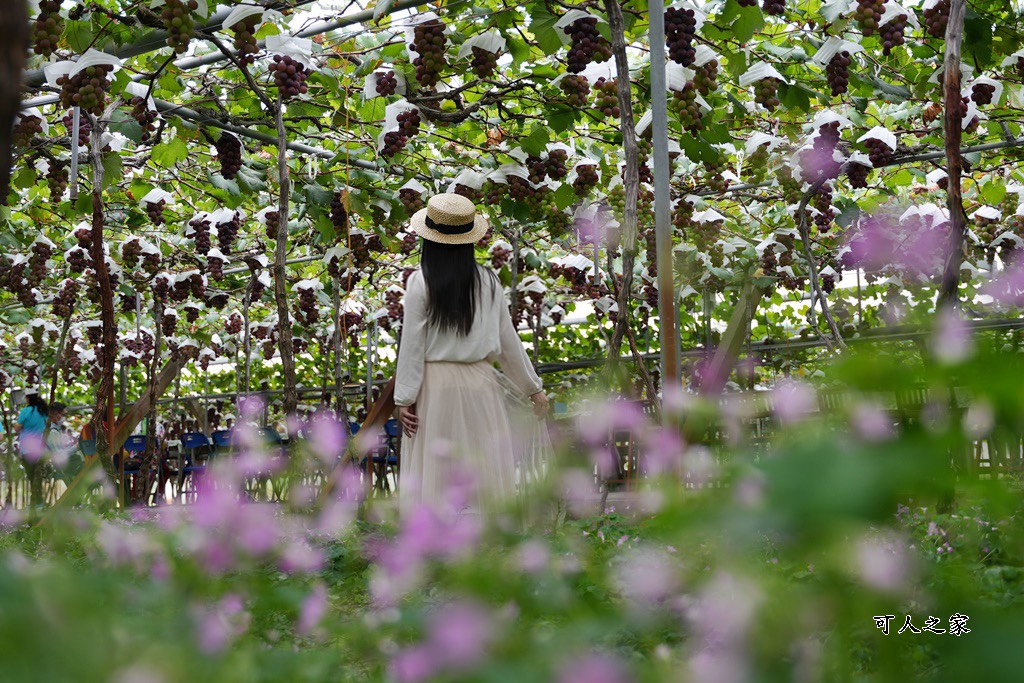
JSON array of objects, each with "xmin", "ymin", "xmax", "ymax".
[{"xmin": 394, "ymin": 194, "xmax": 549, "ymax": 515}]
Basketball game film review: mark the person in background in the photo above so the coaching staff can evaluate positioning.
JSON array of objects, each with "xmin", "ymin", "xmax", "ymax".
[
  {"xmin": 14, "ymin": 388, "xmax": 48, "ymax": 506},
  {"xmin": 394, "ymin": 194, "xmax": 549, "ymax": 517},
  {"xmin": 47, "ymin": 403, "xmax": 80, "ymax": 482}
]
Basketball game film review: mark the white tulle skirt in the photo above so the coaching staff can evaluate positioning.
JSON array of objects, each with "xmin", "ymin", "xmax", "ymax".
[{"xmin": 399, "ymin": 361, "xmax": 550, "ymax": 517}]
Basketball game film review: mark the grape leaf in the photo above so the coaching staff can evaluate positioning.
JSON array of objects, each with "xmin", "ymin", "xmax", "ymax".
[
  {"xmin": 730, "ymin": 6, "xmax": 765, "ymax": 43},
  {"xmin": 101, "ymin": 154, "xmax": 123, "ymax": 189},
  {"xmin": 507, "ymin": 37, "xmax": 532, "ymax": 66},
  {"xmin": 547, "ymin": 107, "xmax": 576, "ymax": 134},
  {"xmin": 779, "ymin": 83, "xmax": 810, "ymax": 114},
  {"xmin": 553, "ymin": 183, "xmax": 576, "ymax": 211},
  {"xmin": 65, "ymin": 20, "xmax": 95, "ymax": 53},
  {"xmin": 151, "ymin": 138, "xmax": 189, "ymax": 168},
  {"xmin": 678, "ymin": 135, "xmax": 714, "ymax": 164},
  {"xmin": 964, "ymin": 15, "xmax": 994, "ymax": 68},
  {"xmin": 520, "ymin": 125, "xmax": 551, "ymax": 156},
  {"xmin": 528, "ymin": 3, "xmax": 563, "ymax": 56}
]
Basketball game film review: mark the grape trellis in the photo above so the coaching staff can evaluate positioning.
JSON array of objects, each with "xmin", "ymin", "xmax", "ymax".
[{"xmin": 4, "ymin": 0, "xmax": 1024, "ymax": 463}]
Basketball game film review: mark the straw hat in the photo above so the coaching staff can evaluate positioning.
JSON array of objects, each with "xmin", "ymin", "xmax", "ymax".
[{"xmin": 410, "ymin": 193, "xmax": 489, "ymax": 245}]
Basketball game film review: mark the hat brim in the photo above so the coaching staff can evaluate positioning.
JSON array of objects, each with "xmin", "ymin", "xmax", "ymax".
[{"xmin": 410, "ymin": 208, "xmax": 489, "ymax": 245}]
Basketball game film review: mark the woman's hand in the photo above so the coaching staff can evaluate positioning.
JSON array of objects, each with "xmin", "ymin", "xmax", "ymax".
[
  {"xmin": 399, "ymin": 405, "xmax": 419, "ymax": 437},
  {"xmin": 530, "ymin": 391, "xmax": 549, "ymax": 419}
]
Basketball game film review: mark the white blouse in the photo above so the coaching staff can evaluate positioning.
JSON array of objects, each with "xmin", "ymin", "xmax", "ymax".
[{"xmin": 394, "ymin": 268, "xmax": 543, "ymax": 407}]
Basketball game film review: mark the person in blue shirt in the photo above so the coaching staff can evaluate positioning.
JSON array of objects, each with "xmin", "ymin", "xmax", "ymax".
[{"xmin": 14, "ymin": 388, "xmax": 48, "ymax": 506}]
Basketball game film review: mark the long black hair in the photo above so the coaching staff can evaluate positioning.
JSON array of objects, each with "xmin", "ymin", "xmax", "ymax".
[
  {"xmin": 26, "ymin": 392, "xmax": 48, "ymax": 418},
  {"xmin": 420, "ymin": 239, "xmax": 496, "ymax": 336}
]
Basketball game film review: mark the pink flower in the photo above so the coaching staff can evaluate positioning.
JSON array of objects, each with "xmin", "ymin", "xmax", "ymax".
[
  {"xmin": 308, "ymin": 412, "xmax": 348, "ymax": 465},
  {"xmin": 297, "ymin": 581, "xmax": 328, "ymax": 636},
  {"xmin": 642, "ymin": 428, "xmax": 684, "ymax": 476},
  {"xmin": 284, "ymin": 414, "xmax": 306, "ymax": 439},
  {"xmin": 683, "ymin": 445, "xmax": 718, "ymax": 487},
  {"xmin": 95, "ymin": 520, "xmax": 160, "ymax": 571},
  {"xmin": 844, "ymin": 211, "xmax": 948, "ymax": 279},
  {"xmin": 0, "ymin": 508, "xmax": 25, "ymax": 529},
  {"xmin": 855, "ymin": 532, "xmax": 913, "ymax": 592},
  {"xmin": 369, "ymin": 505, "xmax": 483, "ymax": 605},
  {"xmin": 931, "ymin": 306, "xmax": 972, "ymax": 363},
  {"xmin": 516, "ymin": 540, "xmax": 550, "ymax": 574},
  {"xmin": 613, "ymin": 546, "xmax": 680, "ymax": 606},
  {"xmin": 279, "ymin": 539, "xmax": 325, "ymax": 574},
  {"xmin": 324, "ymin": 464, "xmax": 366, "ymax": 505},
  {"xmin": 771, "ymin": 379, "xmax": 817, "ymax": 424},
  {"xmin": 733, "ymin": 472, "xmax": 765, "ymax": 508},
  {"xmin": 428, "ymin": 600, "xmax": 494, "ymax": 669},
  {"xmin": 576, "ymin": 399, "xmax": 648, "ymax": 448},
  {"xmin": 558, "ymin": 652, "xmax": 632, "ymax": 683},
  {"xmin": 315, "ymin": 497, "xmax": 357, "ymax": 537},
  {"xmin": 688, "ymin": 648, "xmax": 748, "ymax": 683},
  {"xmin": 390, "ymin": 645, "xmax": 439, "ymax": 683},
  {"xmin": 237, "ymin": 394, "xmax": 265, "ymax": 420},
  {"xmin": 982, "ymin": 260, "xmax": 1024, "ymax": 307},
  {"xmin": 20, "ymin": 433, "xmax": 45, "ymax": 463},
  {"xmin": 852, "ymin": 402, "xmax": 894, "ymax": 442},
  {"xmin": 112, "ymin": 665, "xmax": 166, "ymax": 683},
  {"xmin": 560, "ymin": 468, "xmax": 599, "ymax": 518},
  {"xmin": 688, "ymin": 572, "xmax": 761, "ymax": 647},
  {"xmin": 288, "ymin": 482, "xmax": 317, "ymax": 509},
  {"xmin": 194, "ymin": 594, "xmax": 249, "ymax": 654}
]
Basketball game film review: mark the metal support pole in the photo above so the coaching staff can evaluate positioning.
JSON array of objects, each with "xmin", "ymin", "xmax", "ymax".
[
  {"xmin": 365, "ymin": 319, "xmax": 377, "ymax": 414},
  {"xmin": 69, "ymin": 107, "xmax": 80, "ymax": 201},
  {"xmin": 649, "ymin": 0, "xmax": 681, "ymax": 398}
]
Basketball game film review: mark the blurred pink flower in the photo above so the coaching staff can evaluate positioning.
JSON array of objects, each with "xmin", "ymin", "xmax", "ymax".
[
  {"xmin": 297, "ymin": 581, "xmax": 329, "ymax": 636},
  {"xmin": 683, "ymin": 445, "xmax": 718, "ymax": 487},
  {"xmin": 687, "ymin": 572, "xmax": 761, "ymax": 650},
  {"xmin": 981, "ymin": 261, "xmax": 1024, "ymax": 307},
  {"xmin": 558, "ymin": 652, "xmax": 632, "ymax": 683},
  {"xmin": 931, "ymin": 306, "xmax": 972, "ymax": 363},
  {"xmin": 560, "ymin": 468, "xmax": 599, "ymax": 518},
  {"xmin": 855, "ymin": 532, "xmax": 913, "ymax": 592},
  {"xmin": 288, "ymin": 482, "xmax": 317, "ymax": 509},
  {"xmin": 771, "ymin": 379, "xmax": 816, "ymax": 424},
  {"xmin": 642, "ymin": 428, "xmax": 684, "ymax": 476},
  {"xmin": 279, "ymin": 538, "xmax": 325, "ymax": 574},
  {"xmin": 613, "ymin": 546, "xmax": 680, "ymax": 606},
  {"xmin": 96, "ymin": 521, "xmax": 160, "ymax": 572},
  {"xmin": 285, "ymin": 414, "xmax": 306, "ymax": 438},
  {"xmin": 575, "ymin": 214, "xmax": 604, "ymax": 246},
  {"xmin": 852, "ymin": 402, "xmax": 894, "ymax": 442},
  {"xmin": 315, "ymin": 497, "xmax": 357, "ymax": 537},
  {"xmin": 194, "ymin": 594, "xmax": 249, "ymax": 655},
  {"xmin": 308, "ymin": 412, "xmax": 348, "ymax": 465},
  {"xmin": 576, "ymin": 400, "xmax": 648, "ymax": 448},
  {"xmin": 733, "ymin": 472, "xmax": 765, "ymax": 508},
  {"xmin": 428, "ymin": 600, "xmax": 494, "ymax": 669},
  {"xmin": 515, "ymin": 540, "xmax": 550, "ymax": 574},
  {"xmin": 331, "ymin": 464, "xmax": 367, "ymax": 502},
  {"xmin": 844, "ymin": 212, "xmax": 948, "ymax": 279},
  {"xmin": 20, "ymin": 433, "xmax": 45, "ymax": 463},
  {"xmin": 0, "ymin": 508, "xmax": 25, "ymax": 529},
  {"xmin": 112, "ymin": 665, "xmax": 166, "ymax": 683},
  {"xmin": 688, "ymin": 648, "xmax": 748, "ymax": 683},
  {"xmin": 963, "ymin": 402, "xmax": 995, "ymax": 439},
  {"xmin": 237, "ymin": 394, "xmax": 265, "ymax": 420},
  {"xmin": 370, "ymin": 505, "xmax": 482, "ymax": 605},
  {"xmin": 390, "ymin": 645, "xmax": 438, "ymax": 683}
]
